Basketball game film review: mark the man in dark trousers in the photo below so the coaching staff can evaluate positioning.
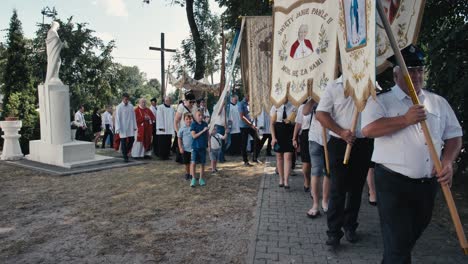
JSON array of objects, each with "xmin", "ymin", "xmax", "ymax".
[
  {"xmin": 316, "ymin": 74, "xmax": 373, "ymax": 246},
  {"xmin": 362, "ymin": 45, "xmax": 462, "ymax": 263}
]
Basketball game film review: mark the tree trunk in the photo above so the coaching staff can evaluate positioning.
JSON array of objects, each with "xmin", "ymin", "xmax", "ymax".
[{"xmin": 185, "ymin": 0, "xmax": 205, "ymax": 81}]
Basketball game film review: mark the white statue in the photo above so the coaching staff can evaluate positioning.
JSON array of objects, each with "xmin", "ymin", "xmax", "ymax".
[{"xmin": 45, "ymin": 21, "xmax": 63, "ymax": 85}]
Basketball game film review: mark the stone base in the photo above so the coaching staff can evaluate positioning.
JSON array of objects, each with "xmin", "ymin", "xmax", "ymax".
[{"xmin": 27, "ymin": 140, "xmax": 114, "ymax": 168}]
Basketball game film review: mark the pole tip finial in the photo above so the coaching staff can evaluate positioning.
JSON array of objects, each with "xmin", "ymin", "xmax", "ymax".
[{"xmin": 464, "ymin": 247, "xmax": 468, "ymax": 255}]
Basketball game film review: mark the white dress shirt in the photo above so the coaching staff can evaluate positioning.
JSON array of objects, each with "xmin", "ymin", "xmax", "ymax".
[
  {"xmin": 101, "ymin": 111, "xmax": 113, "ymax": 129},
  {"xmin": 156, "ymin": 104, "xmax": 175, "ymax": 135},
  {"xmin": 361, "ymin": 85, "xmax": 462, "ymax": 179},
  {"xmin": 229, "ymin": 103, "xmax": 241, "ymax": 134},
  {"xmin": 308, "ymin": 114, "xmax": 330, "ymax": 146},
  {"xmin": 115, "ymin": 102, "xmax": 137, "ymax": 138},
  {"xmin": 295, "ymin": 104, "xmax": 312, "ymax": 132},
  {"xmin": 74, "ymin": 111, "xmax": 86, "ymax": 128},
  {"xmin": 316, "ymin": 76, "xmax": 363, "ymax": 138},
  {"xmin": 270, "ymin": 102, "xmax": 297, "ymax": 123}
]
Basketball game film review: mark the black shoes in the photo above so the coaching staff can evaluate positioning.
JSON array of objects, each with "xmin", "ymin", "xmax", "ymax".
[
  {"xmin": 304, "ymin": 186, "xmax": 310, "ymax": 192},
  {"xmin": 325, "ymin": 234, "xmax": 342, "ymax": 246},
  {"xmin": 345, "ymin": 230, "xmax": 358, "ymax": 243},
  {"xmin": 244, "ymin": 162, "xmax": 253, "ymax": 167}
]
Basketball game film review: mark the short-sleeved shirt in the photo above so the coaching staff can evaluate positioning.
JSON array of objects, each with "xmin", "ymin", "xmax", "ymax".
[
  {"xmin": 190, "ymin": 121, "xmax": 208, "ymax": 149},
  {"xmin": 361, "ymin": 85, "xmax": 462, "ymax": 179},
  {"xmin": 308, "ymin": 114, "xmax": 330, "ymax": 146},
  {"xmin": 270, "ymin": 103, "xmax": 296, "ymax": 123},
  {"xmin": 178, "ymin": 125, "xmax": 193, "ymax": 152},
  {"xmin": 316, "ymin": 76, "xmax": 363, "ymax": 138},
  {"xmin": 295, "ymin": 104, "xmax": 312, "ymax": 132},
  {"xmin": 177, "ymin": 103, "xmax": 197, "ymax": 131},
  {"xmin": 238, "ymin": 99, "xmax": 251, "ymax": 128},
  {"xmin": 210, "ymin": 133, "xmax": 223, "ymax": 150}
]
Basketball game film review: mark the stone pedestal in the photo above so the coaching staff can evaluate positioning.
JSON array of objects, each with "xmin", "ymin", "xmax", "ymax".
[
  {"xmin": 28, "ymin": 83, "xmax": 114, "ymax": 168},
  {"xmin": 0, "ymin": 120, "xmax": 24, "ymax": 160}
]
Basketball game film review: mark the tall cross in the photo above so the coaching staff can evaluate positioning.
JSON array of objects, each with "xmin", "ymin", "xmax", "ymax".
[{"xmin": 149, "ymin": 32, "xmax": 176, "ymax": 102}]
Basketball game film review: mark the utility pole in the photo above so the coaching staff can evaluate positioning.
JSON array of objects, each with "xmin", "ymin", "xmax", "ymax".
[{"xmin": 149, "ymin": 33, "xmax": 176, "ymax": 102}]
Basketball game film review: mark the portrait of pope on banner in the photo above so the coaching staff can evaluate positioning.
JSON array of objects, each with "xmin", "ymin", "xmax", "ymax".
[
  {"xmin": 289, "ymin": 24, "xmax": 314, "ymax": 59},
  {"xmin": 342, "ymin": 0, "xmax": 367, "ymax": 50}
]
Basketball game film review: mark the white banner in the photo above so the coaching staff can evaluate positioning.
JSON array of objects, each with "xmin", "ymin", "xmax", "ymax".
[
  {"xmin": 337, "ymin": 0, "xmax": 376, "ymax": 111},
  {"xmin": 376, "ymin": 0, "xmax": 426, "ymax": 73},
  {"xmin": 271, "ymin": 0, "xmax": 339, "ymax": 107}
]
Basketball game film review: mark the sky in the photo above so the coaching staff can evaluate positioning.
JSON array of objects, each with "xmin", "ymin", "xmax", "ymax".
[{"xmin": 0, "ymin": 0, "xmax": 224, "ymax": 94}]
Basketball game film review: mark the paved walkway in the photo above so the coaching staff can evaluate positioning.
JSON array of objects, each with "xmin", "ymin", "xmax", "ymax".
[{"xmin": 248, "ymin": 158, "xmax": 466, "ymax": 264}]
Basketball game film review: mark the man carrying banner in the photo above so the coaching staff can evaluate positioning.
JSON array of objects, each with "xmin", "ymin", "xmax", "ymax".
[
  {"xmin": 361, "ymin": 45, "xmax": 462, "ymax": 263},
  {"xmin": 316, "ymin": 75, "xmax": 373, "ymax": 246}
]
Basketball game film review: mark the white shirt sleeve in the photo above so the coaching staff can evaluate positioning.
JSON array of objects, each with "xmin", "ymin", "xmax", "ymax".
[
  {"xmin": 361, "ymin": 96, "xmax": 386, "ymax": 129},
  {"xmin": 295, "ymin": 105, "xmax": 304, "ymax": 124},
  {"xmin": 316, "ymin": 83, "xmax": 334, "ymax": 114},
  {"xmin": 441, "ymin": 98, "xmax": 463, "ymax": 140}
]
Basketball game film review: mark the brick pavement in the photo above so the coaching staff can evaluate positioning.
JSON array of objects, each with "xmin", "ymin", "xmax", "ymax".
[{"xmin": 248, "ymin": 158, "xmax": 466, "ymax": 264}]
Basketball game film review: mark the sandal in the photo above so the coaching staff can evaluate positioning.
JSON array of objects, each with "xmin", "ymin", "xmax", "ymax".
[
  {"xmin": 307, "ymin": 208, "xmax": 320, "ymax": 218},
  {"xmin": 321, "ymin": 200, "xmax": 329, "ymax": 213}
]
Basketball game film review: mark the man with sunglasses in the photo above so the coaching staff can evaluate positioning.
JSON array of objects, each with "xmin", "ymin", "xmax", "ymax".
[
  {"xmin": 174, "ymin": 91, "xmax": 198, "ymax": 163},
  {"xmin": 362, "ymin": 45, "xmax": 462, "ymax": 263}
]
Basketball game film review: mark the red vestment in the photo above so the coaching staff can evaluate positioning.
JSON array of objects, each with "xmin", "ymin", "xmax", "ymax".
[
  {"xmin": 135, "ymin": 107, "xmax": 156, "ymax": 151},
  {"xmin": 290, "ymin": 39, "xmax": 314, "ymax": 58}
]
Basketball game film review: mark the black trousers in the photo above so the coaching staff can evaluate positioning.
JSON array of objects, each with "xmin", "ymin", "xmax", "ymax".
[
  {"xmin": 241, "ymin": 127, "xmax": 259, "ymax": 162},
  {"xmin": 157, "ymin": 135, "xmax": 172, "ymax": 160},
  {"xmin": 152, "ymin": 123, "xmax": 158, "ymax": 156},
  {"xmin": 326, "ymin": 137, "xmax": 372, "ymax": 238},
  {"xmin": 101, "ymin": 124, "xmax": 113, "ymax": 148},
  {"xmin": 375, "ymin": 164, "xmax": 437, "ymax": 264},
  {"xmin": 173, "ymin": 134, "xmax": 183, "ymax": 163},
  {"xmin": 259, "ymin": 134, "xmax": 272, "ymax": 155},
  {"xmin": 227, "ymin": 133, "xmax": 241, "ymax": 155},
  {"xmin": 75, "ymin": 127, "xmax": 86, "ymax": 141},
  {"xmin": 120, "ymin": 136, "xmax": 134, "ymax": 160}
]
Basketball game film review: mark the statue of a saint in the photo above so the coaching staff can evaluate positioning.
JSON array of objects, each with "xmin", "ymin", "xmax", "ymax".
[{"xmin": 45, "ymin": 21, "xmax": 63, "ymax": 84}]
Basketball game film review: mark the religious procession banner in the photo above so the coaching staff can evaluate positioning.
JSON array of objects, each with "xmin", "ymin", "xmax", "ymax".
[
  {"xmin": 167, "ymin": 72, "xmax": 220, "ymax": 93},
  {"xmin": 271, "ymin": 0, "xmax": 339, "ymax": 107},
  {"xmin": 337, "ymin": 0, "xmax": 376, "ymax": 112},
  {"xmin": 376, "ymin": 0, "xmax": 426, "ymax": 73},
  {"xmin": 241, "ymin": 16, "xmax": 273, "ymax": 118}
]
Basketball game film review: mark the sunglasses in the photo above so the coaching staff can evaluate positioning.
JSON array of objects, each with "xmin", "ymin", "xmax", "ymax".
[{"xmin": 189, "ymin": 100, "xmax": 196, "ymax": 104}]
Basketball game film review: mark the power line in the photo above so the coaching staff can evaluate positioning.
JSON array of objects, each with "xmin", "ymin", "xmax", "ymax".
[{"xmin": 113, "ymin": 56, "xmax": 163, "ymax": 61}]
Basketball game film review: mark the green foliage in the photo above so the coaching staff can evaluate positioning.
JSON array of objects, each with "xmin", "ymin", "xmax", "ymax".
[
  {"xmin": 419, "ymin": 0, "xmax": 468, "ymax": 177},
  {"xmin": 215, "ymin": 0, "xmax": 272, "ymax": 29}
]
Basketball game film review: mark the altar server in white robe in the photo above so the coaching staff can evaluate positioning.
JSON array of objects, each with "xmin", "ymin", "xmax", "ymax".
[
  {"xmin": 156, "ymin": 96, "xmax": 175, "ymax": 160},
  {"xmin": 115, "ymin": 93, "xmax": 137, "ymax": 162}
]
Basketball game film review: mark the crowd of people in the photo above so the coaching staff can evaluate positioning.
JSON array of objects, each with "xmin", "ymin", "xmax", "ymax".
[{"xmin": 69, "ymin": 46, "xmax": 463, "ymax": 263}]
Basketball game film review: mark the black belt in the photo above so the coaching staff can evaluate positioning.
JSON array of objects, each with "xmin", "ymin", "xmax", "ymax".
[{"xmin": 376, "ymin": 164, "xmax": 436, "ymax": 184}]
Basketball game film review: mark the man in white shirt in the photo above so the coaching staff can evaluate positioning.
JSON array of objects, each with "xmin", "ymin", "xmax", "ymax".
[
  {"xmin": 150, "ymin": 98, "xmax": 158, "ymax": 156},
  {"xmin": 74, "ymin": 105, "xmax": 87, "ymax": 141},
  {"xmin": 361, "ymin": 45, "xmax": 462, "ymax": 263},
  {"xmin": 226, "ymin": 95, "xmax": 241, "ymax": 155},
  {"xmin": 157, "ymin": 96, "xmax": 175, "ymax": 160},
  {"xmin": 101, "ymin": 105, "xmax": 113, "ymax": 148},
  {"xmin": 316, "ymin": 76, "xmax": 373, "ymax": 246},
  {"xmin": 115, "ymin": 93, "xmax": 137, "ymax": 162}
]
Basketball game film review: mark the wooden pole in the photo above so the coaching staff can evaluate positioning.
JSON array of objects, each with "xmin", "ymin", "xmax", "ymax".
[
  {"xmin": 343, "ymin": 110, "xmax": 359, "ymax": 164},
  {"xmin": 377, "ymin": 0, "xmax": 468, "ymax": 254},
  {"xmin": 322, "ymin": 127, "xmax": 330, "ymax": 176}
]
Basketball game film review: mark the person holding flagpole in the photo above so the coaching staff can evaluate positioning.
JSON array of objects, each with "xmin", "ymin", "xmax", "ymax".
[{"xmin": 362, "ymin": 45, "xmax": 462, "ymax": 264}]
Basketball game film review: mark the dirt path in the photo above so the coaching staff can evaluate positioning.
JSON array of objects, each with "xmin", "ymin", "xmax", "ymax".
[{"xmin": 0, "ymin": 153, "xmax": 263, "ymax": 264}]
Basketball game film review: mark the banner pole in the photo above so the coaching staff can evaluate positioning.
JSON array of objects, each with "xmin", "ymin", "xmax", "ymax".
[
  {"xmin": 377, "ymin": 0, "xmax": 468, "ymax": 254},
  {"xmin": 343, "ymin": 110, "xmax": 359, "ymax": 164},
  {"xmin": 322, "ymin": 127, "xmax": 330, "ymax": 176}
]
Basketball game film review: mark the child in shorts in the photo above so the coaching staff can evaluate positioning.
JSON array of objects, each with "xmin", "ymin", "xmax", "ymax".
[
  {"xmin": 178, "ymin": 113, "xmax": 193, "ymax": 180},
  {"xmin": 190, "ymin": 110, "xmax": 209, "ymax": 187}
]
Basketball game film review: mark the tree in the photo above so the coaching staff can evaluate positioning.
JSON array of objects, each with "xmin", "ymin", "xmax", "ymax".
[
  {"xmin": 419, "ymin": 0, "xmax": 468, "ymax": 178},
  {"xmin": 1, "ymin": 10, "xmax": 39, "ymax": 153},
  {"xmin": 215, "ymin": 0, "xmax": 272, "ymax": 29}
]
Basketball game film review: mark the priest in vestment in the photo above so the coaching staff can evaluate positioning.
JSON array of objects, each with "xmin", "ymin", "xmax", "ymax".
[
  {"xmin": 156, "ymin": 96, "xmax": 175, "ymax": 160},
  {"xmin": 131, "ymin": 98, "xmax": 156, "ymax": 158},
  {"xmin": 115, "ymin": 93, "xmax": 137, "ymax": 162}
]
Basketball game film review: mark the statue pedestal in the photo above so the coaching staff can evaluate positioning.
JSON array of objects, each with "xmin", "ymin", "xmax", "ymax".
[
  {"xmin": 0, "ymin": 120, "xmax": 24, "ymax": 160},
  {"xmin": 28, "ymin": 83, "xmax": 114, "ymax": 168}
]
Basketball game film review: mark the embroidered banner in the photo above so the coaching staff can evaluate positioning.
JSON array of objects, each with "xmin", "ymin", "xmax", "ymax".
[
  {"xmin": 271, "ymin": 0, "xmax": 339, "ymax": 107},
  {"xmin": 337, "ymin": 0, "xmax": 376, "ymax": 111},
  {"xmin": 376, "ymin": 0, "xmax": 426, "ymax": 73},
  {"xmin": 241, "ymin": 16, "xmax": 273, "ymax": 118}
]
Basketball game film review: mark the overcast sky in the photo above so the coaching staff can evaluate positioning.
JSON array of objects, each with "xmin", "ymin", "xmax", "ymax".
[{"xmin": 0, "ymin": 0, "xmax": 224, "ymax": 94}]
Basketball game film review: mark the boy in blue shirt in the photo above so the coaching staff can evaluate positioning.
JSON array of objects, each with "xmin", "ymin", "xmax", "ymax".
[
  {"xmin": 190, "ymin": 110, "xmax": 209, "ymax": 187},
  {"xmin": 178, "ymin": 113, "xmax": 193, "ymax": 180}
]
